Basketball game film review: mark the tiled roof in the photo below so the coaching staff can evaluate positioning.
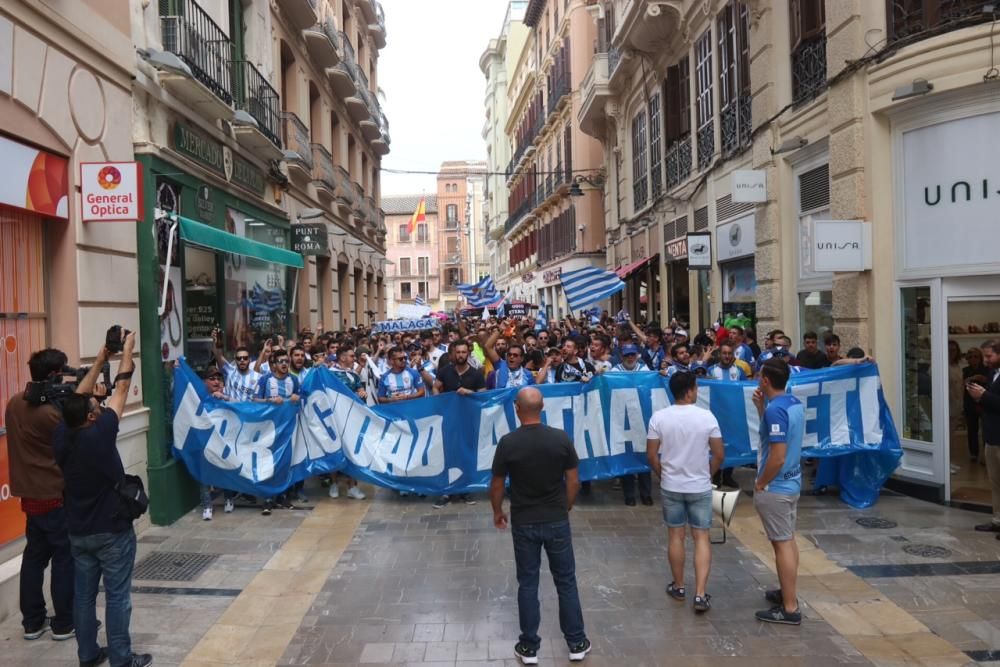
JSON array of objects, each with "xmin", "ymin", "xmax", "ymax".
[{"xmin": 381, "ymin": 194, "xmax": 438, "ymax": 215}]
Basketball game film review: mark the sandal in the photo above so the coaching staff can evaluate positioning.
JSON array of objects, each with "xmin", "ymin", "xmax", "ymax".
[
  {"xmin": 693, "ymin": 594, "xmax": 712, "ymax": 613},
  {"xmin": 666, "ymin": 582, "xmax": 686, "ymax": 601}
]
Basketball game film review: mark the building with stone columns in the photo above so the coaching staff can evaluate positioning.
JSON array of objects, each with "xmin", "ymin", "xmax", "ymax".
[
  {"xmin": 0, "ymin": 0, "xmax": 146, "ymax": 620},
  {"xmin": 481, "ymin": 1, "xmax": 530, "ymax": 294},
  {"xmin": 581, "ymin": 0, "xmax": 1000, "ymax": 504}
]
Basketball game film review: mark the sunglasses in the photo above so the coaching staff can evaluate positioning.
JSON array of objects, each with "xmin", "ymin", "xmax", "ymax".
[
  {"xmin": 236, "ymin": 356, "xmax": 250, "ymax": 361},
  {"xmin": 275, "ymin": 358, "xmax": 289, "ymax": 364}
]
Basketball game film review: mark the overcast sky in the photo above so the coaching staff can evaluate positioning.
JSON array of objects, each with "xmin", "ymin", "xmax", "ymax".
[{"xmin": 378, "ymin": 0, "xmax": 510, "ymax": 196}]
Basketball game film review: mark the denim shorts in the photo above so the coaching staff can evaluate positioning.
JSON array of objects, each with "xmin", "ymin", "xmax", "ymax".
[{"xmin": 661, "ymin": 489, "xmax": 713, "ymax": 530}]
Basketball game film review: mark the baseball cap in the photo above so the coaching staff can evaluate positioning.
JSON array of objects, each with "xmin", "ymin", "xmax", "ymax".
[
  {"xmin": 621, "ymin": 343, "xmax": 640, "ymax": 356},
  {"xmin": 674, "ymin": 328, "xmax": 688, "ymax": 338},
  {"xmin": 200, "ymin": 367, "xmax": 223, "ymax": 380}
]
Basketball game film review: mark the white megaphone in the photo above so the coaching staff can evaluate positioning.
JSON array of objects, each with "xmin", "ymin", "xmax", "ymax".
[{"xmin": 712, "ymin": 485, "xmax": 741, "ymax": 544}]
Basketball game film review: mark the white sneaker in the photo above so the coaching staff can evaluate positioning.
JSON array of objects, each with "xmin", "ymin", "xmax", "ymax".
[
  {"xmin": 347, "ymin": 486, "xmax": 366, "ymax": 500},
  {"xmin": 224, "ymin": 499, "xmax": 234, "ymax": 513},
  {"xmin": 202, "ymin": 507, "xmax": 213, "ymax": 521},
  {"xmin": 328, "ymin": 484, "xmax": 340, "ymax": 499}
]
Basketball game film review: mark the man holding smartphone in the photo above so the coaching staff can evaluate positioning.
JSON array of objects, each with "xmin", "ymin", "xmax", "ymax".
[{"xmin": 968, "ymin": 341, "xmax": 1000, "ymax": 535}]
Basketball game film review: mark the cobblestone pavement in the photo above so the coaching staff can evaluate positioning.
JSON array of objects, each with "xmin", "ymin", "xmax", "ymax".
[{"xmin": 3, "ymin": 477, "xmax": 1000, "ymax": 667}]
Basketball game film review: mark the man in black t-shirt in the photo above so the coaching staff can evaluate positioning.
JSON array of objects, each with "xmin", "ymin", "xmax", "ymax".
[
  {"xmin": 53, "ymin": 331, "xmax": 152, "ymax": 667},
  {"xmin": 433, "ymin": 340, "xmax": 485, "ymax": 508},
  {"xmin": 490, "ymin": 387, "xmax": 591, "ymax": 664},
  {"xmin": 795, "ymin": 331, "xmax": 827, "ymax": 370}
]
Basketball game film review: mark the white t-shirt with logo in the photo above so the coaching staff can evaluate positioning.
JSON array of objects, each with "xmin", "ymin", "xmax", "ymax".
[{"xmin": 647, "ymin": 404, "xmax": 722, "ymax": 494}]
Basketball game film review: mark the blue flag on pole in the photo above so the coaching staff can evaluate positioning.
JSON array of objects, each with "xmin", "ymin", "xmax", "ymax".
[{"xmin": 560, "ymin": 267, "xmax": 626, "ymax": 310}]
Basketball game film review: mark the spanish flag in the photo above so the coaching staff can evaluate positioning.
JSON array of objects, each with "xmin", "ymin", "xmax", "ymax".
[{"xmin": 407, "ymin": 197, "xmax": 426, "ymax": 234}]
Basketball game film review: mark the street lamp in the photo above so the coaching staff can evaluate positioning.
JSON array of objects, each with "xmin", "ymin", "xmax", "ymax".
[
  {"xmin": 569, "ymin": 170, "xmax": 607, "ymax": 197},
  {"xmin": 297, "ymin": 208, "xmax": 324, "ymax": 221},
  {"xmin": 138, "ymin": 48, "xmax": 192, "ymax": 78}
]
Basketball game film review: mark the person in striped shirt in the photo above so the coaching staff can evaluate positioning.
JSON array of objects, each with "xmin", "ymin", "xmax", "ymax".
[
  {"xmin": 377, "ymin": 347, "xmax": 426, "ymax": 403},
  {"xmin": 254, "ymin": 349, "xmax": 301, "ymax": 515},
  {"xmin": 212, "ymin": 331, "xmax": 268, "ymax": 402},
  {"xmin": 326, "ymin": 345, "xmax": 367, "ymax": 501},
  {"xmin": 708, "ymin": 342, "xmax": 748, "ymax": 381},
  {"xmin": 610, "ymin": 344, "xmax": 650, "ymax": 372}
]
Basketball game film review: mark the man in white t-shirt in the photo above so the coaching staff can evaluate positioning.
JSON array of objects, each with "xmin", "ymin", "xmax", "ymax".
[{"xmin": 645, "ymin": 371, "xmax": 725, "ymax": 614}]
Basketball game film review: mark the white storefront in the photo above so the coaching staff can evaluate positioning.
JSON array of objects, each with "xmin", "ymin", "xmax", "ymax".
[{"xmin": 891, "ymin": 90, "xmax": 1000, "ymax": 502}]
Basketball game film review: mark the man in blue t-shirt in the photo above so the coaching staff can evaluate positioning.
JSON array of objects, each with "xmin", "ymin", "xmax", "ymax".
[
  {"xmin": 254, "ymin": 349, "xmax": 301, "ymax": 515},
  {"xmin": 377, "ymin": 347, "xmax": 426, "ymax": 403},
  {"xmin": 708, "ymin": 342, "xmax": 747, "ymax": 381},
  {"xmin": 751, "ymin": 358, "xmax": 804, "ymax": 626}
]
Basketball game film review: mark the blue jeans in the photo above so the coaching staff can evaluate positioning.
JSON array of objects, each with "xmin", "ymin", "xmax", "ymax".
[
  {"xmin": 69, "ymin": 528, "xmax": 136, "ymax": 667},
  {"xmin": 200, "ymin": 484, "xmax": 237, "ymax": 510},
  {"xmin": 20, "ymin": 507, "xmax": 74, "ymax": 632},
  {"xmin": 511, "ymin": 520, "xmax": 587, "ymax": 650}
]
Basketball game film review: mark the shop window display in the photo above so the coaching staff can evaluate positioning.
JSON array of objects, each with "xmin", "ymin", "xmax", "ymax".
[{"xmin": 901, "ymin": 286, "xmax": 932, "ymax": 442}]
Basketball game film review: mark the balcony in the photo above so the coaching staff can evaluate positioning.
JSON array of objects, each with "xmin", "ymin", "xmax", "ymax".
[
  {"xmin": 369, "ymin": 1, "xmax": 386, "ymax": 50},
  {"xmin": 328, "ymin": 61, "xmax": 357, "ymax": 96},
  {"xmin": 303, "ymin": 17, "xmax": 341, "ymax": 70},
  {"xmin": 791, "ymin": 34, "xmax": 827, "ymax": 106},
  {"xmin": 232, "ymin": 60, "xmax": 282, "ymax": 159},
  {"xmin": 356, "ymin": 0, "xmax": 378, "ymax": 23},
  {"xmin": 665, "ymin": 137, "xmax": 692, "ymax": 189},
  {"xmin": 546, "ymin": 69, "xmax": 570, "ymax": 118},
  {"xmin": 579, "ymin": 53, "xmax": 611, "ymax": 138},
  {"xmin": 887, "ymin": 0, "xmax": 995, "ymax": 45},
  {"xmin": 311, "ymin": 143, "xmax": 336, "ymax": 200},
  {"xmin": 611, "ymin": 0, "xmax": 681, "ymax": 53},
  {"xmin": 720, "ymin": 96, "xmax": 751, "ymax": 159},
  {"xmin": 372, "ymin": 107, "xmax": 390, "ymax": 155},
  {"xmin": 351, "ymin": 182, "xmax": 366, "ymax": 226},
  {"xmin": 277, "ymin": 0, "xmax": 318, "ymax": 31},
  {"xmin": 159, "ymin": 0, "xmax": 234, "ymax": 119},
  {"xmin": 281, "ymin": 112, "xmax": 313, "ymax": 180},
  {"xmin": 348, "ymin": 73, "xmax": 374, "ymax": 123},
  {"xmin": 334, "ymin": 166, "xmax": 354, "ymax": 214},
  {"xmin": 364, "ymin": 196, "xmax": 378, "ymax": 232}
]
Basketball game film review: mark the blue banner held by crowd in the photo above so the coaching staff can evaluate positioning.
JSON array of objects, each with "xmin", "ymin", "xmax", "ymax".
[{"xmin": 172, "ymin": 361, "xmax": 903, "ymax": 508}]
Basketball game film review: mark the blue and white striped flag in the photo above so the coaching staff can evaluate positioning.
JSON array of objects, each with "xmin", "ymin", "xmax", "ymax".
[
  {"xmin": 496, "ymin": 293, "xmax": 507, "ymax": 319},
  {"xmin": 559, "ymin": 266, "xmax": 626, "ymax": 311},
  {"xmin": 458, "ymin": 276, "xmax": 500, "ymax": 307},
  {"xmin": 414, "ymin": 294, "xmax": 426, "ymax": 306},
  {"xmin": 535, "ymin": 299, "xmax": 548, "ymax": 332},
  {"xmin": 583, "ymin": 307, "xmax": 601, "ymax": 325}
]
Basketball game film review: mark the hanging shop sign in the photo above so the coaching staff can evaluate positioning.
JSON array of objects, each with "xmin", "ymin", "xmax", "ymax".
[
  {"xmin": 813, "ymin": 219, "xmax": 872, "ymax": 272},
  {"xmin": 716, "ymin": 213, "xmax": 755, "ymax": 262},
  {"xmin": 171, "ymin": 121, "xmax": 266, "ymax": 197},
  {"xmin": 291, "ymin": 222, "xmax": 330, "ymax": 256},
  {"xmin": 731, "ymin": 169, "xmax": 767, "ymax": 203},
  {"xmin": 522, "ymin": 272, "xmax": 535, "ymax": 283},
  {"xmin": 80, "ymin": 161, "xmax": 142, "ymax": 222},
  {"xmin": 687, "ymin": 232, "xmax": 712, "ymax": 269},
  {"xmin": 665, "ymin": 237, "xmax": 688, "ymax": 262},
  {"xmin": 195, "ymin": 185, "xmax": 215, "ymax": 221},
  {"xmin": 0, "ymin": 134, "xmax": 68, "ymax": 218},
  {"xmin": 543, "ymin": 268, "xmax": 562, "ymax": 284}
]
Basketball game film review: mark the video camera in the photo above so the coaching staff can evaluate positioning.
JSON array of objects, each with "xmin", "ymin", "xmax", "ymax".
[
  {"xmin": 24, "ymin": 363, "xmax": 111, "ymax": 407},
  {"xmin": 23, "ymin": 325, "xmax": 127, "ymax": 406}
]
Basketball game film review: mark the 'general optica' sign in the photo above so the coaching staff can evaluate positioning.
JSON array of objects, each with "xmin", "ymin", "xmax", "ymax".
[{"xmin": 80, "ymin": 162, "xmax": 142, "ymax": 222}]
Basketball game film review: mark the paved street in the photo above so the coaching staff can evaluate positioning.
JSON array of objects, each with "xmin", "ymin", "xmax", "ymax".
[{"xmin": 4, "ymin": 477, "xmax": 1000, "ymax": 667}]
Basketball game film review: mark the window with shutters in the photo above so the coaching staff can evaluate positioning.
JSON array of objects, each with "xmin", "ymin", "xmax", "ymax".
[
  {"xmin": 795, "ymin": 160, "xmax": 832, "ymax": 340},
  {"xmin": 789, "ymin": 0, "xmax": 826, "ymax": 104},
  {"xmin": 664, "ymin": 56, "xmax": 692, "ymax": 188},
  {"xmin": 631, "ymin": 109, "xmax": 648, "ymax": 210},
  {"xmin": 398, "ymin": 223, "xmax": 410, "ymax": 243},
  {"xmin": 564, "ymin": 125, "xmax": 572, "ymax": 184},
  {"xmin": 399, "ymin": 257, "xmax": 411, "ymax": 276},
  {"xmin": 447, "ymin": 236, "xmax": 459, "ymax": 254},
  {"xmin": 418, "ymin": 256, "xmax": 429, "ymax": 275},
  {"xmin": 446, "ymin": 204, "xmax": 458, "ymax": 225},
  {"xmin": 695, "ymin": 29, "xmax": 714, "ymax": 169},
  {"xmin": 400, "ymin": 282, "xmax": 412, "ymax": 300},
  {"xmin": 719, "ymin": 1, "xmax": 752, "ymax": 158},
  {"xmin": 649, "ymin": 92, "xmax": 663, "ymax": 199},
  {"xmin": 887, "ymin": 0, "xmax": 994, "ymax": 44},
  {"xmin": 417, "ymin": 223, "xmax": 428, "ymax": 242}
]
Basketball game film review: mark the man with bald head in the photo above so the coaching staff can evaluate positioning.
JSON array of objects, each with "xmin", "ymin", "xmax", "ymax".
[{"xmin": 490, "ymin": 387, "xmax": 591, "ymax": 664}]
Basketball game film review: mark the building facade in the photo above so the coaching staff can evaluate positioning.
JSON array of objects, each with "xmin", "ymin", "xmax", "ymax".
[
  {"xmin": 0, "ymin": 0, "xmax": 145, "ymax": 621},
  {"xmin": 502, "ymin": 0, "xmax": 607, "ymax": 319},
  {"xmin": 481, "ymin": 1, "xmax": 530, "ymax": 293},
  {"xmin": 581, "ymin": 0, "xmax": 1000, "ymax": 504},
  {"xmin": 133, "ymin": 0, "xmax": 388, "ymax": 524},
  {"xmin": 383, "ymin": 194, "xmax": 439, "ymax": 313},
  {"xmin": 437, "ymin": 161, "xmax": 487, "ymax": 310}
]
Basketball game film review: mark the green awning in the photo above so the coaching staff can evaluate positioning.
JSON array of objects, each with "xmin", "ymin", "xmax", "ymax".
[{"xmin": 177, "ymin": 216, "xmax": 304, "ymax": 269}]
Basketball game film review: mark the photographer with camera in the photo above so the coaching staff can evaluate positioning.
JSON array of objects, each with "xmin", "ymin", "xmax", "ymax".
[
  {"xmin": 6, "ymin": 346, "xmax": 104, "ymax": 642},
  {"xmin": 53, "ymin": 330, "xmax": 153, "ymax": 667}
]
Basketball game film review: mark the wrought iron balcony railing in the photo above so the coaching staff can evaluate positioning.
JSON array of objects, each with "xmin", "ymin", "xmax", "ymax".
[
  {"xmin": 233, "ymin": 60, "xmax": 281, "ymax": 147},
  {"xmin": 791, "ymin": 34, "xmax": 827, "ymax": 105},
  {"xmin": 696, "ymin": 121, "xmax": 714, "ymax": 170},
  {"xmin": 281, "ymin": 112, "xmax": 312, "ymax": 169},
  {"xmin": 160, "ymin": 0, "xmax": 233, "ymax": 104},
  {"xmin": 720, "ymin": 95, "xmax": 751, "ymax": 159},
  {"xmin": 887, "ymin": 0, "xmax": 995, "ymax": 44},
  {"xmin": 311, "ymin": 143, "xmax": 335, "ymax": 191},
  {"xmin": 665, "ymin": 136, "xmax": 692, "ymax": 189}
]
